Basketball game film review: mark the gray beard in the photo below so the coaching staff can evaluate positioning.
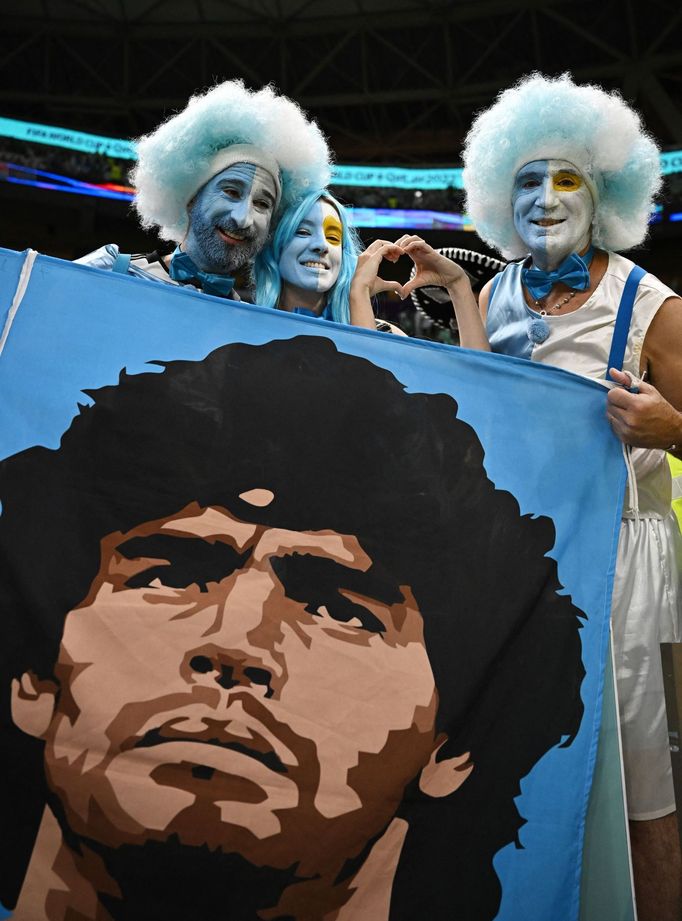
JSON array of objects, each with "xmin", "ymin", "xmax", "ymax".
[{"xmin": 187, "ymin": 218, "xmax": 262, "ymax": 276}]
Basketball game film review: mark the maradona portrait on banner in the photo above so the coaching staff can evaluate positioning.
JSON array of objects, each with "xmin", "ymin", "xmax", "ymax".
[{"xmin": 0, "ymin": 337, "xmax": 584, "ymax": 921}]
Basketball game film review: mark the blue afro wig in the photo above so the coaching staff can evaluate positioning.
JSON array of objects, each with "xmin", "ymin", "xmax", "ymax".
[
  {"xmin": 462, "ymin": 72, "xmax": 662, "ymax": 258},
  {"xmin": 131, "ymin": 80, "xmax": 332, "ymax": 242}
]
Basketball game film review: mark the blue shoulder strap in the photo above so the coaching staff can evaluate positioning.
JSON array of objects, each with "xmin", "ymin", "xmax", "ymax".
[
  {"xmin": 112, "ymin": 251, "xmax": 132, "ymax": 275},
  {"xmin": 605, "ymin": 264, "xmax": 646, "ymax": 381}
]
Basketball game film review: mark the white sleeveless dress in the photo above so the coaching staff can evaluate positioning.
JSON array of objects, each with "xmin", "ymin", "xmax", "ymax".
[{"xmin": 488, "ymin": 251, "xmax": 682, "ymax": 819}]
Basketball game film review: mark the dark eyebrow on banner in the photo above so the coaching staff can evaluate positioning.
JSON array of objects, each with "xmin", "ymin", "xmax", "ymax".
[
  {"xmin": 115, "ymin": 533, "xmax": 250, "ymax": 571},
  {"xmin": 271, "ymin": 552, "xmax": 404, "ymax": 607}
]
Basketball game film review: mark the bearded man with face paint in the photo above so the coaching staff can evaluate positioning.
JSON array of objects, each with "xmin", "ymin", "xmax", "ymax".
[
  {"xmin": 417, "ymin": 72, "xmax": 682, "ymax": 921},
  {"xmin": 77, "ymin": 80, "xmax": 331, "ymax": 301}
]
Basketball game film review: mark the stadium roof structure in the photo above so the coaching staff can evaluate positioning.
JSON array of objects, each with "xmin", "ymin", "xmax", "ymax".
[{"xmin": 1, "ymin": 0, "xmax": 681, "ymax": 163}]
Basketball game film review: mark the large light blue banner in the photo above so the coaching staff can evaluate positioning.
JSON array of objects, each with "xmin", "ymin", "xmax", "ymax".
[{"xmin": 0, "ymin": 249, "xmax": 625, "ymax": 921}]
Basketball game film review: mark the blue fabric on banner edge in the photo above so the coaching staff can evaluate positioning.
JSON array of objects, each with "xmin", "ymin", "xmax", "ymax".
[
  {"xmin": 0, "ymin": 246, "xmax": 632, "ymax": 404},
  {"xmin": 0, "ymin": 249, "xmax": 28, "ymax": 340}
]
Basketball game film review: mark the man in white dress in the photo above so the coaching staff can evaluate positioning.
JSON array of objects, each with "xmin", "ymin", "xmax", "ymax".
[{"xmin": 455, "ymin": 72, "xmax": 682, "ymax": 921}]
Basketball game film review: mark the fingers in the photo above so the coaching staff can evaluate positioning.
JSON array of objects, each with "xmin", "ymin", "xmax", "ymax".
[
  {"xmin": 605, "ymin": 408, "xmax": 632, "ymax": 444},
  {"xmin": 606, "ymin": 400, "xmax": 645, "ymax": 445},
  {"xmin": 395, "ymin": 234, "xmax": 426, "ymax": 248},
  {"xmin": 605, "ymin": 375, "xmax": 679, "ymax": 448},
  {"xmin": 399, "ymin": 278, "xmax": 420, "ymax": 298},
  {"xmin": 394, "ymin": 235, "xmax": 436, "ymax": 261},
  {"xmin": 608, "ymin": 368, "xmax": 655, "ymax": 394},
  {"xmin": 364, "ymin": 238, "xmax": 395, "ymax": 251},
  {"xmin": 401, "ymin": 240, "xmax": 434, "ymax": 258},
  {"xmin": 372, "ymin": 278, "xmax": 404, "ymax": 295},
  {"xmin": 608, "ymin": 368, "xmax": 633, "ymax": 387},
  {"xmin": 606, "ymin": 386, "xmax": 638, "ymax": 411},
  {"xmin": 362, "ymin": 239, "xmax": 404, "ymax": 263},
  {"xmin": 354, "ymin": 241, "xmax": 405, "ymax": 296}
]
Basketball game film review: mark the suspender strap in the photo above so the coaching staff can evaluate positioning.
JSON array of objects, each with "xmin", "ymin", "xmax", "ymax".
[
  {"xmin": 605, "ymin": 264, "xmax": 646, "ymax": 381},
  {"xmin": 112, "ymin": 251, "xmax": 132, "ymax": 275}
]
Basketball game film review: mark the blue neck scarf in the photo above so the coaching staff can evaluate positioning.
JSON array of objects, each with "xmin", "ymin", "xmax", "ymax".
[
  {"xmin": 169, "ymin": 249, "xmax": 235, "ymax": 299},
  {"xmin": 292, "ymin": 303, "xmax": 333, "ymax": 320},
  {"xmin": 522, "ymin": 247, "xmax": 594, "ymax": 301}
]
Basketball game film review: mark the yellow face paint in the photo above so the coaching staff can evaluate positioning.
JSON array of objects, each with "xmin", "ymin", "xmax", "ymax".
[
  {"xmin": 323, "ymin": 214, "xmax": 343, "ymax": 246},
  {"xmin": 552, "ymin": 171, "xmax": 583, "ymax": 193}
]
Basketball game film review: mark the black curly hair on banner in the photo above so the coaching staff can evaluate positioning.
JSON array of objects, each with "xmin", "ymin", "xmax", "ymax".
[{"xmin": 0, "ymin": 336, "xmax": 584, "ymax": 921}]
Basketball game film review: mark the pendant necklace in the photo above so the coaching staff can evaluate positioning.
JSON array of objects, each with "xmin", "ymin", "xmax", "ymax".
[
  {"xmin": 525, "ymin": 246, "xmax": 594, "ymax": 345},
  {"xmin": 535, "ymin": 289, "xmax": 578, "ymax": 316}
]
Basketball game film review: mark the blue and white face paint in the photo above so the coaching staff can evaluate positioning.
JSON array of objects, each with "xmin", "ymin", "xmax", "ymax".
[
  {"xmin": 278, "ymin": 200, "xmax": 343, "ymax": 296},
  {"xmin": 512, "ymin": 159, "xmax": 594, "ymax": 270},
  {"xmin": 184, "ymin": 163, "xmax": 278, "ymax": 274}
]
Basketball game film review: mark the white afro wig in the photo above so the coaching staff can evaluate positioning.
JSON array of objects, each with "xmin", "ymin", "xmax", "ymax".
[
  {"xmin": 462, "ymin": 72, "xmax": 662, "ymax": 258},
  {"xmin": 131, "ymin": 80, "xmax": 332, "ymax": 242}
]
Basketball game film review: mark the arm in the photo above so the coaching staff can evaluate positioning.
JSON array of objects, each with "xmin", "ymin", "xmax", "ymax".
[
  {"xmin": 73, "ymin": 243, "xmax": 120, "ymax": 270},
  {"xmin": 606, "ymin": 296, "xmax": 682, "ymax": 453},
  {"xmin": 349, "ymin": 240, "xmax": 404, "ymax": 330},
  {"xmin": 396, "ymin": 235, "xmax": 491, "ymax": 351}
]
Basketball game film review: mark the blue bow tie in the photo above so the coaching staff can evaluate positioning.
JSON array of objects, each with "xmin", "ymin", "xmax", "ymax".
[
  {"xmin": 521, "ymin": 248, "xmax": 594, "ymax": 301},
  {"xmin": 169, "ymin": 250, "xmax": 235, "ymax": 299}
]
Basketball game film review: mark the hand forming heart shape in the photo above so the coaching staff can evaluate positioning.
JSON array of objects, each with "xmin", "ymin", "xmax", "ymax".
[{"xmin": 351, "ymin": 235, "xmax": 472, "ymax": 301}]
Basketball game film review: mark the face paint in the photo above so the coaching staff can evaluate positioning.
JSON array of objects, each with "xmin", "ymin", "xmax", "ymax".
[
  {"xmin": 184, "ymin": 163, "xmax": 277, "ymax": 274},
  {"xmin": 278, "ymin": 200, "xmax": 343, "ymax": 295},
  {"xmin": 512, "ymin": 159, "xmax": 594, "ymax": 270}
]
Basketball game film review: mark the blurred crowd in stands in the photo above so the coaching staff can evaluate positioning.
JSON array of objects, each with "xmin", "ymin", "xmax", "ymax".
[
  {"xmin": 337, "ymin": 184, "xmax": 464, "ymax": 211},
  {"xmin": 0, "ymin": 137, "xmax": 130, "ymax": 185},
  {"xmin": 0, "ymin": 137, "xmax": 466, "ymax": 210},
  {"xmin": 5, "ymin": 135, "xmax": 681, "ymax": 221}
]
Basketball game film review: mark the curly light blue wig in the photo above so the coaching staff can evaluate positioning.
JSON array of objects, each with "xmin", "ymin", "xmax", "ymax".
[
  {"xmin": 131, "ymin": 80, "xmax": 332, "ymax": 242},
  {"xmin": 462, "ymin": 72, "xmax": 662, "ymax": 258},
  {"xmin": 254, "ymin": 190, "xmax": 361, "ymax": 324}
]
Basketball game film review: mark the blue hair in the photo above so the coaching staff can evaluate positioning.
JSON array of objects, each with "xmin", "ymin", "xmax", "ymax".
[{"xmin": 254, "ymin": 190, "xmax": 361, "ymax": 324}]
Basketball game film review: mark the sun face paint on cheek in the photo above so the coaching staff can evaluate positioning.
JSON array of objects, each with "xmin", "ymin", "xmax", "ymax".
[{"xmin": 323, "ymin": 214, "xmax": 343, "ymax": 247}]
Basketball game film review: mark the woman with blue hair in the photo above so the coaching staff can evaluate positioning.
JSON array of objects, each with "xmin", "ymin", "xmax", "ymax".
[
  {"xmin": 255, "ymin": 190, "xmax": 404, "ymax": 328},
  {"xmin": 255, "ymin": 190, "xmax": 359, "ymax": 322},
  {"xmin": 409, "ymin": 71, "xmax": 682, "ymax": 921}
]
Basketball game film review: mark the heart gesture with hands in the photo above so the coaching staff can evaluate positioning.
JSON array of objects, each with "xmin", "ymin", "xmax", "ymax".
[
  {"xmin": 394, "ymin": 234, "xmax": 470, "ymax": 298},
  {"xmin": 348, "ymin": 234, "xmax": 490, "ymax": 349},
  {"xmin": 349, "ymin": 237, "xmax": 407, "ymax": 329},
  {"xmin": 351, "ymin": 238, "xmax": 406, "ymax": 298}
]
